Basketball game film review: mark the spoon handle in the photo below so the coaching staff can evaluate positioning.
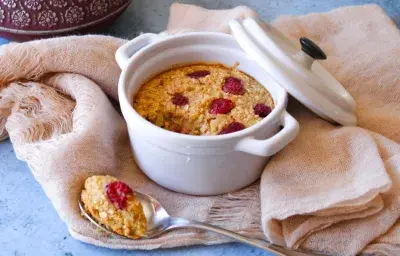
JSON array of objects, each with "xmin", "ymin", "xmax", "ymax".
[{"xmin": 167, "ymin": 217, "xmax": 317, "ymax": 256}]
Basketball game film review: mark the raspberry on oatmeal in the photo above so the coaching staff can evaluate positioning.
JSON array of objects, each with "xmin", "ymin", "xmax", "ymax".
[
  {"xmin": 209, "ymin": 98, "xmax": 234, "ymax": 115},
  {"xmin": 254, "ymin": 103, "xmax": 272, "ymax": 118},
  {"xmin": 187, "ymin": 70, "xmax": 211, "ymax": 79},
  {"xmin": 132, "ymin": 64, "xmax": 274, "ymax": 135},
  {"xmin": 223, "ymin": 77, "xmax": 245, "ymax": 95},
  {"xmin": 171, "ymin": 93, "xmax": 189, "ymax": 106},
  {"xmin": 219, "ymin": 122, "xmax": 246, "ymax": 135},
  {"xmin": 81, "ymin": 175, "xmax": 147, "ymax": 239}
]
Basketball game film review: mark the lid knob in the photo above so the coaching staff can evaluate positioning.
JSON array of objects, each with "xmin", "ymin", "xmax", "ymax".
[
  {"xmin": 294, "ymin": 37, "xmax": 327, "ymax": 70},
  {"xmin": 300, "ymin": 37, "xmax": 327, "ymax": 60}
]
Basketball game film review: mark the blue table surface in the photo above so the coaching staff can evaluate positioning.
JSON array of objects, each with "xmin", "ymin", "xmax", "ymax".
[{"xmin": 1, "ymin": 1, "xmax": 399, "ymax": 256}]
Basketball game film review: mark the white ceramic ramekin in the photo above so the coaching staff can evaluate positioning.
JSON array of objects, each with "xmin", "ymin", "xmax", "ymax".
[{"xmin": 116, "ymin": 32, "xmax": 299, "ymax": 195}]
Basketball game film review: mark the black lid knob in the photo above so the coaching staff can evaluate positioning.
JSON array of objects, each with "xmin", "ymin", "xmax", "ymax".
[{"xmin": 300, "ymin": 37, "xmax": 327, "ymax": 60}]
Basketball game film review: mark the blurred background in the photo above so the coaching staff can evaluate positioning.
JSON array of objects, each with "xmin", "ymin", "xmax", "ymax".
[
  {"xmin": 102, "ymin": 0, "xmax": 400, "ymax": 38},
  {"xmin": 0, "ymin": 0, "xmax": 398, "ymax": 41}
]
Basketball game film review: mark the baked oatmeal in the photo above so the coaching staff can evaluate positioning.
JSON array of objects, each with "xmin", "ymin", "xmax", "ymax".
[
  {"xmin": 81, "ymin": 175, "xmax": 147, "ymax": 239},
  {"xmin": 133, "ymin": 64, "xmax": 274, "ymax": 135}
]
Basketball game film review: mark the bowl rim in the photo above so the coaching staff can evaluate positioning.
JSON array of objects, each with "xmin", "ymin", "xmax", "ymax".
[{"xmin": 118, "ymin": 32, "xmax": 288, "ymax": 143}]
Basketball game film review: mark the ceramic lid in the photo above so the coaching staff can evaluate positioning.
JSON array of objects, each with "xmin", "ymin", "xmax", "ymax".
[{"xmin": 229, "ymin": 18, "xmax": 357, "ymax": 126}]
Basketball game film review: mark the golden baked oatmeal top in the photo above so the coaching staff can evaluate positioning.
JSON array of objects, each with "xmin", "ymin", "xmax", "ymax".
[
  {"xmin": 133, "ymin": 63, "xmax": 274, "ymax": 135},
  {"xmin": 81, "ymin": 175, "xmax": 147, "ymax": 239}
]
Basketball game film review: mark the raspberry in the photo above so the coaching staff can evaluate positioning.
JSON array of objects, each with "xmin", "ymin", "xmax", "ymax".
[
  {"xmin": 172, "ymin": 94, "xmax": 189, "ymax": 106},
  {"xmin": 222, "ymin": 77, "xmax": 244, "ymax": 95},
  {"xmin": 209, "ymin": 98, "xmax": 234, "ymax": 114},
  {"xmin": 254, "ymin": 104, "xmax": 272, "ymax": 118},
  {"xmin": 219, "ymin": 122, "xmax": 246, "ymax": 135},
  {"xmin": 187, "ymin": 70, "xmax": 211, "ymax": 79},
  {"xmin": 105, "ymin": 181, "xmax": 133, "ymax": 210}
]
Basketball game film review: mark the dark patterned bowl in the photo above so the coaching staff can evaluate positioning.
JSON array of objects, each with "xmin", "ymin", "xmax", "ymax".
[{"xmin": 0, "ymin": 0, "xmax": 131, "ymax": 41}]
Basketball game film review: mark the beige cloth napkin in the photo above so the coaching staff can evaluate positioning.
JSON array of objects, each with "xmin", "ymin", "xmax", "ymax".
[{"xmin": 0, "ymin": 3, "xmax": 399, "ymax": 256}]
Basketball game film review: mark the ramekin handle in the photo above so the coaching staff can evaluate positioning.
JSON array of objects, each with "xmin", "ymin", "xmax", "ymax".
[
  {"xmin": 115, "ymin": 33, "xmax": 164, "ymax": 70},
  {"xmin": 235, "ymin": 111, "xmax": 299, "ymax": 156}
]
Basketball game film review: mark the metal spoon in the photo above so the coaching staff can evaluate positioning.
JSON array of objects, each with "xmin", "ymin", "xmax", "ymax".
[{"xmin": 79, "ymin": 191, "xmax": 317, "ymax": 256}]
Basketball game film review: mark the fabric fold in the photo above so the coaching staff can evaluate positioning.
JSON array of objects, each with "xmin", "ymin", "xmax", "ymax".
[{"xmin": 258, "ymin": 5, "xmax": 400, "ymax": 255}]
